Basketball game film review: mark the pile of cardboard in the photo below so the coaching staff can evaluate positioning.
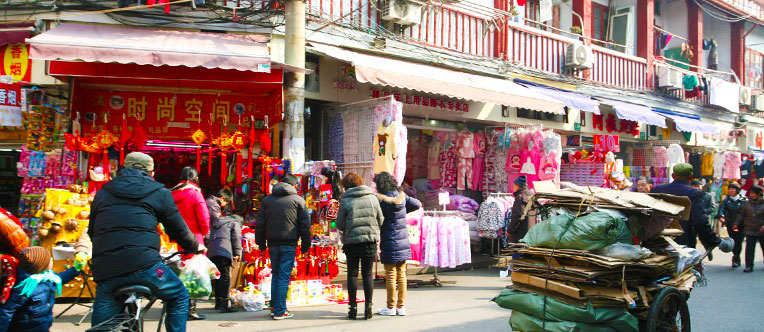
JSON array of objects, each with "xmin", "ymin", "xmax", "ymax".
[{"xmin": 504, "ymin": 182, "xmax": 701, "ymax": 322}]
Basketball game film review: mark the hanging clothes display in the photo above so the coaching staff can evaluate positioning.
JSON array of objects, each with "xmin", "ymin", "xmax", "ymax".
[
  {"xmin": 438, "ymin": 133, "xmax": 457, "ymax": 189},
  {"xmin": 723, "ymin": 151, "xmax": 742, "ymax": 180},
  {"xmin": 484, "ymin": 129, "xmax": 509, "ymax": 194},
  {"xmin": 419, "ymin": 214, "xmax": 471, "ymax": 268},
  {"xmin": 471, "ymin": 132, "xmax": 487, "ymax": 191},
  {"xmin": 455, "ymin": 130, "xmax": 475, "ymax": 191},
  {"xmin": 373, "ymin": 121, "xmax": 399, "ymax": 175}
]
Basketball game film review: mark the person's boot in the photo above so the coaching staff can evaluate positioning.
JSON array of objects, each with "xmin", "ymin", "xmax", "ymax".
[
  {"xmin": 348, "ymin": 303, "xmax": 357, "ymax": 320},
  {"xmin": 188, "ymin": 300, "xmax": 206, "ymax": 320},
  {"xmin": 744, "ymin": 266, "xmax": 754, "ymax": 273},
  {"xmin": 214, "ymin": 297, "xmax": 222, "ymax": 311},
  {"xmin": 220, "ymin": 298, "xmax": 239, "ymax": 313},
  {"xmin": 364, "ymin": 302, "xmax": 373, "ymax": 320}
]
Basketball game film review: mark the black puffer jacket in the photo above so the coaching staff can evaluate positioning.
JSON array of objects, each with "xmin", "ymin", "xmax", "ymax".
[
  {"xmin": 88, "ymin": 167, "xmax": 198, "ymax": 282},
  {"xmin": 376, "ymin": 191, "xmax": 421, "ymax": 264},
  {"xmin": 255, "ymin": 182, "xmax": 311, "ymax": 252}
]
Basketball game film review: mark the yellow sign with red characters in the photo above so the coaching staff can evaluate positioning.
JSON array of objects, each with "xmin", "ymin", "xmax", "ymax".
[{"xmin": 1, "ymin": 44, "xmax": 31, "ymax": 83}]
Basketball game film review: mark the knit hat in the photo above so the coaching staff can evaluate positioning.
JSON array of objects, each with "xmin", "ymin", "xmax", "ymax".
[
  {"xmin": 124, "ymin": 152, "xmax": 154, "ymax": 172},
  {"xmin": 18, "ymin": 246, "xmax": 51, "ymax": 274},
  {"xmin": 672, "ymin": 163, "xmax": 693, "ymax": 177},
  {"xmin": 729, "ymin": 182, "xmax": 741, "ymax": 191},
  {"xmin": 514, "ymin": 175, "xmax": 528, "ymax": 188}
]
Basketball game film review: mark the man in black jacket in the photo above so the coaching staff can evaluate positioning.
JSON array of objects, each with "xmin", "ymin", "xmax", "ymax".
[
  {"xmin": 651, "ymin": 163, "xmax": 733, "ymax": 253},
  {"xmin": 256, "ymin": 175, "xmax": 311, "ymax": 320},
  {"xmin": 89, "ymin": 152, "xmax": 205, "ymax": 332},
  {"xmin": 509, "ymin": 175, "xmax": 533, "ymax": 243}
]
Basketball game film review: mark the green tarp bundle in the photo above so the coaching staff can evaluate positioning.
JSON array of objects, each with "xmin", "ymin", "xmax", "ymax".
[
  {"xmin": 493, "ymin": 289, "xmax": 638, "ymax": 332},
  {"xmin": 521, "ymin": 212, "xmax": 632, "ymax": 251}
]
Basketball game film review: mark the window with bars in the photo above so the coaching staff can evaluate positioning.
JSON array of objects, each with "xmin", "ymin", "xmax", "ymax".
[{"xmin": 746, "ymin": 49, "xmax": 763, "ymax": 90}]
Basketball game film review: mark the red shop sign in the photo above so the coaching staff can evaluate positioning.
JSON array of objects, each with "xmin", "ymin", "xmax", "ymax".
[
  {"xmin": 0, "ymin": 44, "xmax": 31, "ymax": 83},
  {"xmin": 73, "ymin": 87, "xmax": 282, "ymax": 140},
  {"xmin": 593, "ymin": 135, "xmax": 620, "ymax": 152}
]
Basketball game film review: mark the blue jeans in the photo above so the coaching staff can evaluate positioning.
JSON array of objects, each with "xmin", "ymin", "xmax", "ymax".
[
  {"xmin": 269, "ymin": 245, "xmax": 296, "ymax": 316},
  {"xmin": 92, "ymin": 261, "xmax": 189, "ymax": 332}
]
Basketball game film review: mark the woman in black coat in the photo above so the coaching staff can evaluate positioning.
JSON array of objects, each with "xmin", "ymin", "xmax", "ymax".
[{"xmin": 373, "ymin": 172, "xmax": 421, "ymax": 317}]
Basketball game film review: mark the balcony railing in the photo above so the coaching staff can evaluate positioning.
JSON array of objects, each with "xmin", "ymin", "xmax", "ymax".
[
  {"xmin": 305, "ymin": 0, "xmax": 649, "ymax": 91},
  {"xmin": 505, "ymin": 22, "xmax": 648, "ymax": 90}
]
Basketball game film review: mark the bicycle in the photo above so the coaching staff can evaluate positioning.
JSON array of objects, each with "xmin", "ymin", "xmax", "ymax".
[{"xmin": 86, "ymin": 251, "xmax": 187, "ymax": 332}]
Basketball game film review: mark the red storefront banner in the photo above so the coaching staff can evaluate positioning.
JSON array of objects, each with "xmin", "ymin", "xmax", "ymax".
[
  {"xmin": 73, "ymin": 86, "xmax": 282, "ymax": 140},
  {"xmin": 0, "ymin": 44, "xmax": 31, "ymax": 83},
  {"xmin": 593, "ymin": 135, "xmax": 620, "ymax": 153}
]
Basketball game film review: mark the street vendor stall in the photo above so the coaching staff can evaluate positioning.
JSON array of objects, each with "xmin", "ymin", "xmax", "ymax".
[{"xmin": 494, "ymin": 181, "xmax": 700, "ymax": 332}]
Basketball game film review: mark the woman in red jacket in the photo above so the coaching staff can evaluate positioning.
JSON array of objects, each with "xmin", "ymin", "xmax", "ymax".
[
  {"xmin": 171, "ymin": 166, "xmax": 211, "ymax": 320},
  {"xmin": 171, "ymin": 167, "xmax": 211, "ymax": 246}
]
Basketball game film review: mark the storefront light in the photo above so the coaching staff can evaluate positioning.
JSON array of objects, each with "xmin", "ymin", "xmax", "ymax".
[{"xmin": 430, "ymin": 120, "xmax": 437, "ymax": 125}]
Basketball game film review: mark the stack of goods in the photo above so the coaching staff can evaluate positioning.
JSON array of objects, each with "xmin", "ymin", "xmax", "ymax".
[
  {"xmin": 559, "ymin": 162, "xmax": 606, "ymax": 188},
  {"xmin": 17, "ymin": 146, "xmax": 77, "ymax": 195},
  {"xmin": 239, "ymin": 246, "xmax": 340, "ymax": 286},
  {"xmin": 494, "ymin": 182, "xmax": 702, "ymax": 332}
]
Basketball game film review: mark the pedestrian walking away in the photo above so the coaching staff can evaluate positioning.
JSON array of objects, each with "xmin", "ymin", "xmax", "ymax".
[
  {"xmin": 335, "ymin": 172, "xmax": 384, "ymax": 320},
  {"xmin": 373, "ymin": 171, "xmax": 421, "ymax": 317},
  {"xmin": 255, "ymin": 174, "xmax": 312, "ymax": 320}
]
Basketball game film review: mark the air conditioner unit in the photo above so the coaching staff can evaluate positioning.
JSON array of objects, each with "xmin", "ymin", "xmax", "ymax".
[
  {"xmin": 564, "ymin": 42, "xmax": 594, "ymax": 69},
  {"xmin": 656, "ymin": 66, "xmax": 683, "ymax": 89},
  {"xmin": 740, "ymin": 86, "xmax": 752, "ymax": 105},
  {"xmin": 381, "ymin": 0, "xmax": 423, "ymax": 25},
  {"xmin": 753, "ymin": 94, "xmax": 764, "ymax": 111}
]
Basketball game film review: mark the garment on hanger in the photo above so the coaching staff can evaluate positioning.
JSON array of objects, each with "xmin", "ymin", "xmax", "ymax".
[
  {"xmin": 722, "ymin": 151, "xmax": 742, "ymax": 180},
  {"xmin": 713, "ymin": 151, "xmax": 726, "ymax": 178},
  {"xmin": 393, "ymin": 123, "xmax": 408, "ymax": 185},
  {"xmin": 373, "ymin": 121, "xmax": 399, "ymax": 175},
  {"xmin": 439, "ymin": 134, "xmax": 457, "ymax": 188},
  {"xmin": 701, "ymin": 152, "xmax": 714, "ymax": 177},
  {"xmin": 667, "ymin": 144, "xmax": 685, "ymax": 165},
  {"xmin": 653, "ymin": 146, "xmax": 669, "ymax": 167},
  {"xmin": 471, "ymin": 132, "xmax": 487, "ymax": 191},
  {"xmin": 754, "ymin": 159, "xmax": 764, "ymax": 179}
]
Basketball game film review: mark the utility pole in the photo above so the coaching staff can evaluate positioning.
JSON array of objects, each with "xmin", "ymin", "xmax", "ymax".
[{"xmin": 283, "ymin": 0, "xmax": 306, "ymax": 172}]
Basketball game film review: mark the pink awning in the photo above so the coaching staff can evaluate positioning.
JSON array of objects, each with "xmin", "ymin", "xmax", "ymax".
[{"xmin": 27, "ymin": 23, "xmax": 270, "ymax": 72}]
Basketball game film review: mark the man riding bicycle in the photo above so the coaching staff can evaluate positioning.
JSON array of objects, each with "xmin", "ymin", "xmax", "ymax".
[{"xmin": 89, "ymin": 152, "xmax": 206, "ymax": 332}]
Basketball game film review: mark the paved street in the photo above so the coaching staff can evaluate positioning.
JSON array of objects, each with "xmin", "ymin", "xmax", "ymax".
[{"xmin": 51, "ymin": 248, "xmax": 764, "ymax": 332}]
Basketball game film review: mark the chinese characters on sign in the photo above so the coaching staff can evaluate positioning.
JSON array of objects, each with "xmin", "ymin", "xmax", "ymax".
[
  {"xmin": 0, "ymin": 83, "xmax": 22, "ymax": 126},
  {"xmin": 370, "ymin": 89, "xmax": 470, "ymax": 113},
  {"xmin": 75, "ymin": 87, "xmax": 282, "ymax": 140},
  {"xmin": 1, "ymin": 44, "xmax": 31, "ymax": 83}
]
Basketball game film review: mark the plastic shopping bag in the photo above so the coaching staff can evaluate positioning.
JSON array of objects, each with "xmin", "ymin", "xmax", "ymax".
[{"xmin": 179, "ymin": 255, "xmax": 220, "ymax": 299}]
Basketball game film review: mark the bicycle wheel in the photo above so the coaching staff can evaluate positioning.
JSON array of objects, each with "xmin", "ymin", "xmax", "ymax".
[{"xmin": 645, "ymin": 287, "xmax": 691, "ymax": 332}]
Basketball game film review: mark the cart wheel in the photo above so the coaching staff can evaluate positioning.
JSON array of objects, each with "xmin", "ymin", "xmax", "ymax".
[{"xmin": 646, "ymin": 287, "xmax": 690, "ymax": 332}]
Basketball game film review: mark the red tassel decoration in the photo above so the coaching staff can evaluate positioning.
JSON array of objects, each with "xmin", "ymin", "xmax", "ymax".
[
  {"xmin": 208, "ymin": 148, "xmax": 213, "ymax": 176},
  {"xmin": 236, "ymin": 151, "xmax": 243, "ymax": 185},
  {"xmin": 221, "ymin": 152, "xmax": 228, "ymax": 186},
  {"xmin": 102, "ymin": 149, "xmax": 110, "ymax": 181},
  {"xmin": 248, "ymin": 119, "xmax": 255, "ymax": 178},
  {"xmin": 196, "ymin": 148, "xmax": 201, "ymax": 173}
]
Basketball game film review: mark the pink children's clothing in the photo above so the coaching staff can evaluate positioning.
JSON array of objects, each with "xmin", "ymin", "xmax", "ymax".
[
  {"xmin": 455, "ymin": 131, "xmax": 475, "ymax": 158},
  {"xmin": 406, "ymin": 215, "xmax": 423, "ymax": 264},
  {"xmin": 722, "ymin": 151, "xmax": 742, "ymax": 180},
  {"xmin": 471, "ymin": 133, "xmax": 487, "ymax": 191},
  {"xmin": 456, "ymin": 158, "xmax": 473, "ymax": 191},
  {"xmin": 653, "ymin": 146, "xmax": 669, "ymax": 167},
  {"xmin": 537, "ymin": 151, "xmax": 559, "ymax": 181},
  {"xmin": 439, "ymin": 137, "xmax": 457, "ymax": 188},
  {"xmin": 427, "ymin": 137, "xmax": 441, "ymax": 181}
]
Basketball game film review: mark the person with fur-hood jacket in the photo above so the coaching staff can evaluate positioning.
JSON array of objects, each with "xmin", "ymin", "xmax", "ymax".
[{"xmin": 373, "ymin": 172, "xmax": 421, "ymax": 317}]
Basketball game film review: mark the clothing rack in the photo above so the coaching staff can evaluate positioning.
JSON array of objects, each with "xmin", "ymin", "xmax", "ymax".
[{"xmin": 408, "ymin": 211, "xmax": 460, "ymax": 287}]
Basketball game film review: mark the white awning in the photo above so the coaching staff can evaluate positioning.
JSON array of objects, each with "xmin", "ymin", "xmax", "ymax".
[{"xmin": 310, "ymin": 43, "xmax": 565, "ymax": 114}]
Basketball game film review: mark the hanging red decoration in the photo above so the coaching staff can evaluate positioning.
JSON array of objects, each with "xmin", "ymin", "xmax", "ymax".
[
  {"xmin": 94, "ymin": 130, "xmax": 118, "ymax": 150},
  {"xmin": 65, "ymin": 133, "xmax": 80, "ymax": 151},
  {"xmin": 260, "ymin": 129, "xmax": 272, "ymax": 154},
  {"xmin": 213, "ymin": 133, "xmax": 233, "ymax": 186},
  {"xmin": 230, "ymin": 131, "xmax": 247, "ymax": 150},
  {"xmin": 191, "ymin": 129, "xmax": 206, "ymax": 173},
  {"xmin": 248, "ymin": 118, "xmax": 256, "ymax": 178},
  {"xmin": 132, "ymin": 121, "xmax": 148, "ymax": 150},
  {"xmin": 118, "ymin": 116, "xmax": 132, "ymax": 165}
]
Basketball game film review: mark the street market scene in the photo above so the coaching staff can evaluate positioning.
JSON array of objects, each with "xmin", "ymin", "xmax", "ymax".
[{"xmin": 1, "ymin": 0, "xmax": 764, "ymax": 331}]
